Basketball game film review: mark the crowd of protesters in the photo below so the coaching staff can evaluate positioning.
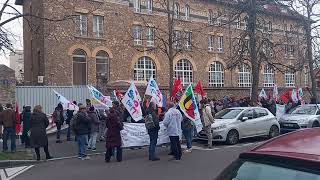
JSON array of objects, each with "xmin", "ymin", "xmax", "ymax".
[{"xmin": 0, "ymin": 93, "xmax": 315, "ymax": 162}]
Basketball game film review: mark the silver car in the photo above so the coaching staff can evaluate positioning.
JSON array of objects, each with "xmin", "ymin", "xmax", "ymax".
[
  {"xmin": 197, "ymin": 107, "xmax": 280, "ymax": 145},
  {"xmin": 279, "ymin": 104, "xmax": 320, "ymax": 132}
]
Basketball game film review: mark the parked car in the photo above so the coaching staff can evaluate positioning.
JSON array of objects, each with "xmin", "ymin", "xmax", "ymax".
[
  {"xmin": 279, "ymin": 104, "xmax": 320, "ymax": 133},
  {"xmin": 215, "ymin": 128, "xmax": 320, "ymax": 180},
  {"xmin": 197, "ymin": 107, "xmax": 280, "ymax": 145}
]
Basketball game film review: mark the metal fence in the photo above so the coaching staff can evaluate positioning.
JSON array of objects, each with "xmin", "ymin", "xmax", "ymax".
[{"xmin": 16, "ymin": 86, "xmax": 91, "ymax": 114}]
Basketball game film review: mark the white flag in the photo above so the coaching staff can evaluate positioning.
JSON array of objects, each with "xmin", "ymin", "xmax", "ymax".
[
  {"xmin": 121, "ymin": 82, "xmax": 143, "ymax": 122},
  {"xmin": 291, "ymin": 88, "xmax": 298, "ymax": 103},
  {"xmin": 53, "ymin": 90, "xmax": 79, "ymax": 111},
  {"xmin": 88, "ymin": 85, "xmax": 112, "ymax": 109},
  {"xmin": 273, "ymin": 85, "xmax": 278, "ymax": 100},
  {"xmin": 259, "ymin": 88, "xmax": 267, "ymax": 99},
  {"xmin": 145, "ymin": 77, "xmax": 163, "ymax": 107}
]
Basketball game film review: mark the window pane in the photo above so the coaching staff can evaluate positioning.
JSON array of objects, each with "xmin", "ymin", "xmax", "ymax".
[
  {"xmin": 133, "ymin": 57, "xmax": 156, "ymax": 81},
  {"xmin": 175, "ymin": 59, "xmax": 193, "ymax": 86}
]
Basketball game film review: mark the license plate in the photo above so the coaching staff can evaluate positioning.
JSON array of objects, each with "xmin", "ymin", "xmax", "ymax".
[{"xmin": 283, "ymin": 123, "xmax": 294, "ymax": 127}]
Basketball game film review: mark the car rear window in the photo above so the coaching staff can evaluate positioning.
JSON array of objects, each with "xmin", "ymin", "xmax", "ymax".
[{"xmin": 215, "ymin": 159, "xmax": 320, "ymax": 180}]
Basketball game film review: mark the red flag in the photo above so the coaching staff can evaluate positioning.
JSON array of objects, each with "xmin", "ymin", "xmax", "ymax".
[
  {"xmin": 280, "ymin": 90, "xmax": 291, "ymax": 104},
  {"xmin": 194, "ymin": 81, "xmax": 206, "ymax": 97},
  {"xmin": 15, "ymin": 103, "xmax": 21, "ymax": 135},
  {"xmin": 171, "ymin": 77, "xmax": 183, "ymax": 99},
  {"xmin": 115, "ymin": 90, "xmax": 124, "ymax": 101}
]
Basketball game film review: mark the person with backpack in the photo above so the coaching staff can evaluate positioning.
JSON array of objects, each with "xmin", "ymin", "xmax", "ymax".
[
  {"xmin": 52, "ymin": 103, "xmax": 64, "ymax": 143},
  {"xmin": 87, "ymin": 106, "xmax": 100, "ymax": 151},
  {"xmin": 201, "ymin": 99, "xmax": 215, "ymax": 149},
  {"xmin": 72, "ymin": 105, "xmax": 91, "ymax": 160},
  {"xmin": 181, "ymin": 115, "xmax": 194, "ymax": 153},
  {"xmin": 144, "ymin": 101, "xmax": 160, "ymax": 161}
]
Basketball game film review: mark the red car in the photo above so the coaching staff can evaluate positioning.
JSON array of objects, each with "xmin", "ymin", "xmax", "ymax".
[{"xmin": 215, "ymin": 128, "xmax": 320, "ymax": 180}]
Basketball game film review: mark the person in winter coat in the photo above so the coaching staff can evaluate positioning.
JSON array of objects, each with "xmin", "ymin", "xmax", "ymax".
[
  {"xmin": 97, "ymin": 109, "xmax": 107, "ymax": 141},
  {"xmin": 87, "ymin": 106, "xmax": 100, "ymax": 151},
  {"xmin": 72, "ymin": 105, "xmax": 91, "ymax": 160},
  {"xmin": 144, "ymin": 101, "xmax": 160, "ymax": 161},
  {"xmin": 30, "ymin": 105, "xmax": 52, "ymax": 161},
  {"xmin": 52, "ymin": 103, "xmax": 64, "ymax": 143},
  {"xmin": 0, "ymin": 103, "xmax": 16, "ymax": 152},
  {"xmin": 163, "ymin": 102, "xmax": 183, "ymax": 161},
  {"xmin": 105, "ymin": 107, "xmax": 123, "ymax": 163},
  {"xmin": 201, "ymin": 99, "xmax": 214, "ymax": 149},
  {"xmin": 181, "ymin": 115, "xmax": 194, "ymax": 153},
  {"xmin": 21, "ymin": 106, "xmax": 32, "ymax": 148}
]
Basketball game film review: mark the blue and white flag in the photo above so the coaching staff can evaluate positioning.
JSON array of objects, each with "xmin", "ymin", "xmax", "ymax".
[
  {"xmin": 145, "ymin": 77, "xmax": 163, "ymax": 107},
  {"xmin": 122, "ymin": 82, "xmax": 143, "ymax": 122},
  {"xmin": 88, "ymin": 85, "xmax": 112, "ymax": 109}
]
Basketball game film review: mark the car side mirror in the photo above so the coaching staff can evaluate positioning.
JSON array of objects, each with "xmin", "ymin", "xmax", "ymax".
[{"xmin": 241, "ymin": 117, "xmax": 248, "ymax": 122}]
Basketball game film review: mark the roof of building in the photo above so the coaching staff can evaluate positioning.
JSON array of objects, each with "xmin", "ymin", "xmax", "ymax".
[
  {"xmin": 0, "ymin": 65, "xmax": 14, "ymax": 73},
  {"xmin": 243, "ymin": 128, "xmax": 320, "ymax": 163}
]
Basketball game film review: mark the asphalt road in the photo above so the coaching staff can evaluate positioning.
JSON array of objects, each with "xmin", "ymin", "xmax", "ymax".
[{"xmin": 12, "ymin": 141, "xmax": 259, "ymax": 180}]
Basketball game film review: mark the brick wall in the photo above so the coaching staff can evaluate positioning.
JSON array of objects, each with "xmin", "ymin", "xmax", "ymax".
[{"xmin": 0, "ymin": 65, "xmax": 16, "ymax": 105}]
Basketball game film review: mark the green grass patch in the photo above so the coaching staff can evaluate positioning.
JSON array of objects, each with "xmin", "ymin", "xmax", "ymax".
[{"xmin": 0, "ymin": 150, "xmax": 34, "ymax": 160}]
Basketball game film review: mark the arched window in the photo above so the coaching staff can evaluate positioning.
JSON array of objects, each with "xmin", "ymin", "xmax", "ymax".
[
  {"xmin": 209, "ymin": 62, "xmax": 224, "ymax": 87},
  {"xmin": 263, "ymin": 64, "xmax": 274, "ymax": 87},
  {"xmin": 96, "ymin": 51, "xmax": 109, "ymax": 81},
  {"xmin": 185, "ymin": 4, "xmax": 190, "ymax": 20},
  {"xmin": 285, "ymin": 69, "xmax": 295, "ymax": 87},
  {"xmin": 175, "ymin": 59, "xmax": 193, "ymax": 86},
  {"xmin": 174, "ymin": 3, "xmax": 180, "ymax": 19},
  {"xmin": 238, "ymin": 63, "xmax": 251, "ymax": 87},
  {"xmin": 208, "ymin": 9, "xmax": 214, "ymax": 25},
  {"xmin": 72, "ymin": 49, "xmax": 87, "ymax": 85},
  {"xmin": 134, "ymin": 56, "xmax": 156, "ymax": 81}
]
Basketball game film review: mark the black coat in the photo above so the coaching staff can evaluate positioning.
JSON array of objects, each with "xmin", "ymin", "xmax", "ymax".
[
  {"xmin": 22, "ymin": 112, "xmax": 31, "ymax": 132},
  {"xmin": 30, "ymin": 112, "xmax": 49, "ymax": 148},
  {"xmin": 73, "ymin": 112, "xmax": 91, "ymax": 135}
]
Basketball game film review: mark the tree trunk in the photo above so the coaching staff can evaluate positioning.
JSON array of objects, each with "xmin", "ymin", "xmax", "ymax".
[
  {"xmin": 248, "ymin": 0, "xmax": 259, "ymax": 102},
  {"xmin": 306, "ymin": 14, "xmax": 317, "ymax": 101},
  {"xmin": 167, "ymin": 0, "xmax": 174, "ymax": 94}
]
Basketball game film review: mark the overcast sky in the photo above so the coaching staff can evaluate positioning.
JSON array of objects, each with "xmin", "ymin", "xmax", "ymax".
[{"xmin": 0, "ymin": 0, "xmax": 23, "ymax": 67}]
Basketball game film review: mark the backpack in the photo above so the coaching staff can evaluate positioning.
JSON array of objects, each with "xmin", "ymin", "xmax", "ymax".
[
  {"xmin": 182, "ymin": 117, "xmax": 193, "ymax": 130},
  {"xmin": 144, "ymin": 114, "xmax": 155, "ymax": 130}
]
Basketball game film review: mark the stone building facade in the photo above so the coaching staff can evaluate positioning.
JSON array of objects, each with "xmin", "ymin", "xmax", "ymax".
[
  {"xmin": 16, "ymin": 0, "xmax": 309, "ymax": 99},
  {"xmin": 0, "ymin": 65, "xmax": 16, "ymax": 105}
]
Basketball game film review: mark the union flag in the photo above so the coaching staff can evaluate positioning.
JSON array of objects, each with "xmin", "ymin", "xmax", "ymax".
[{"xmin": 178, "ymin": 84, "xmax": 200, "ymax": 121}]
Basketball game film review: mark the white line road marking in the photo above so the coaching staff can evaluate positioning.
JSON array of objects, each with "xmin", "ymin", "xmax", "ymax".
[
  {"xmin": 0, "ymin": 166, "xmax": 34, "ymax": 180},
  {"xmin": 182, "ymin": 141, "xmax": 265, "ymax": 151}
]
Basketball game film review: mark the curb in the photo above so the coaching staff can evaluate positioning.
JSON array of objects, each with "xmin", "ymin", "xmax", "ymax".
[{"xmin": 0, "ymin": 160, "xmax": 39, "ymax": 169}]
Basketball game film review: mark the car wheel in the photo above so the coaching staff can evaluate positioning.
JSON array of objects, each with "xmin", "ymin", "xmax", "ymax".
[
  {"xmin": 226, "ymin": 130, "xmax": 239, "ymax": 145},
  {"xmin": 312, "ymin": 121, "xmax": 320, "ymax": 128},
  {"xmin": 269, "ymin": 125, "xmax": 280, "ymax": 139}
]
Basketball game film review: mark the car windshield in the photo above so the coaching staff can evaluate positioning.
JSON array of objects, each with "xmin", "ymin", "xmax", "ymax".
[
  {"xmin": 215, "ymin": 159, "xmax": 320, "ymax": 180},
  {"xmin": 291, "ymin": 106, "xmax": 317, "ymax": 115},
  {"xmin": 215, "ymin": 109, "xmax": 243, "ymax": 119}
]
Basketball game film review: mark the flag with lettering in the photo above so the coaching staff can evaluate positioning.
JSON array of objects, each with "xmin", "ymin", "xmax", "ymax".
[
  {"xmin": 259, "ymin": 88, "xmax": 267, "ymax": 99},
  {"xmin": 179, "ymin": 84, "xmax": 200, "ymax": 121},
  {"xmin": 121, "ymin": 82, "xmax": 143, "ymax": 122},
  {"xmin": 53, "ymin": 90, "xmax": 79, "ymax": 111},
  {"xmin": 88, "ymin": 85, "xmax": 112, "ymax": 109},
  {"xmin": 145, "ymin": 77, "xmax": 163, "ymax": 107}
]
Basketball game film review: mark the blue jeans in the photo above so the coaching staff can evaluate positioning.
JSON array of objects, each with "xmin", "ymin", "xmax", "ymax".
[
  {"xmin": 169, "ymin": 136, "xmax": 182, "ymax": 160},
  {"xmin": 148, "ymin": 131, "xmax": 158, "ymax": 160},
  {"xmin": 183, "ymin": 129, "xmax": 193, "ymax": 149},
  {"xmin": 77, "ymin": 135, "xmax": 88, "ymax": 158},
  {"xmin": 3, "ymin": 128, "xmax": 16, "ymax": 152}
]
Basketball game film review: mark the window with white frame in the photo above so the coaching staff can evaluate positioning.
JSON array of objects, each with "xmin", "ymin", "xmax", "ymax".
[
  {"xmin": 208, "ymin": 10, "xmax": 214, "ymax": 25},
  {"xmin": 146, "ymin": 0, "xmax": 153, "ymax": 14},
  {"xmin": 93, "ymin": 15, "xmax": 104, "ymax": 38},
  {"xmin": 236, "ymin": 17, "xmax": 241, "ymax": 29},
  {"xmin": 238, "ymin": 63, "xmax": 251, "ymax": 87},
  {"xmin": 289, "ymin": 45, "xmax": 294, "ymax": 57},
  {"xmin": 133, "ymin": 0, "xmax": 141, "ymax": 13},
  {"xmin": 75, "ymin": 14, "xmax": 87, "ymax": 36},
  {"xmin": 96, "ymin": 51, "xmax": 109, "ymax": 81},
  {"xmin": 263, "ymin": 64, "xmax": 274, "ymax": 87},
  {"xmin": 285, "ymin": 69, "xmax": 295, "ymax": 87},
  {"xmin": 133, "ymin": 25, "xmax": 142, "ymax": 46},
  {"xmin": 134, "ymin": 56, "xmax": 156, "ymax": 81},
  {"xmin": 146, "ymin": 27, "xmax": 155, "ymax": 47},
  {"xmin": 208, "ymin": 35, "xmax": 214, "ymax": 52},
  {"xmin": 216, "ymin": 14, "xmax": 222, "ymax": 26},
  {"xmin": 175, "ymin": 59, "xmax": 193, "ymax": 86},
  {"xmin": 209, "ymin": 61, "xmax": 224, "ymax": 87},
  {"xmin": 174, "ymin": 30, "xmax": 182, "ymax": 49},
  {"xmin": 73, "ymin": 49, "xmax": 87, "ymax": 85},
  {"xmin": 185, "ymin": 4, "xmax": 190, "ymax": 20},
  {"xmin": 304, "ymin": 67, "xmax": 309, "ymax": 87},
  {"xmin": 268, "ymin": 21, "xmax": 272, "ymax": 32},
  {"xmin": 185, "ymin": 32, "xmax": 192, "ymax": 50},
  {"xmin": 174, "ymin": 3, "xmax": 180, "ymax": 19},
  {"xmin": 217, "ymin": 35, "xmax": 224, "ymax": 52},
  {"xmin": 243, "ymin": 17, "xmax": 248, "ymax": 30}
]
